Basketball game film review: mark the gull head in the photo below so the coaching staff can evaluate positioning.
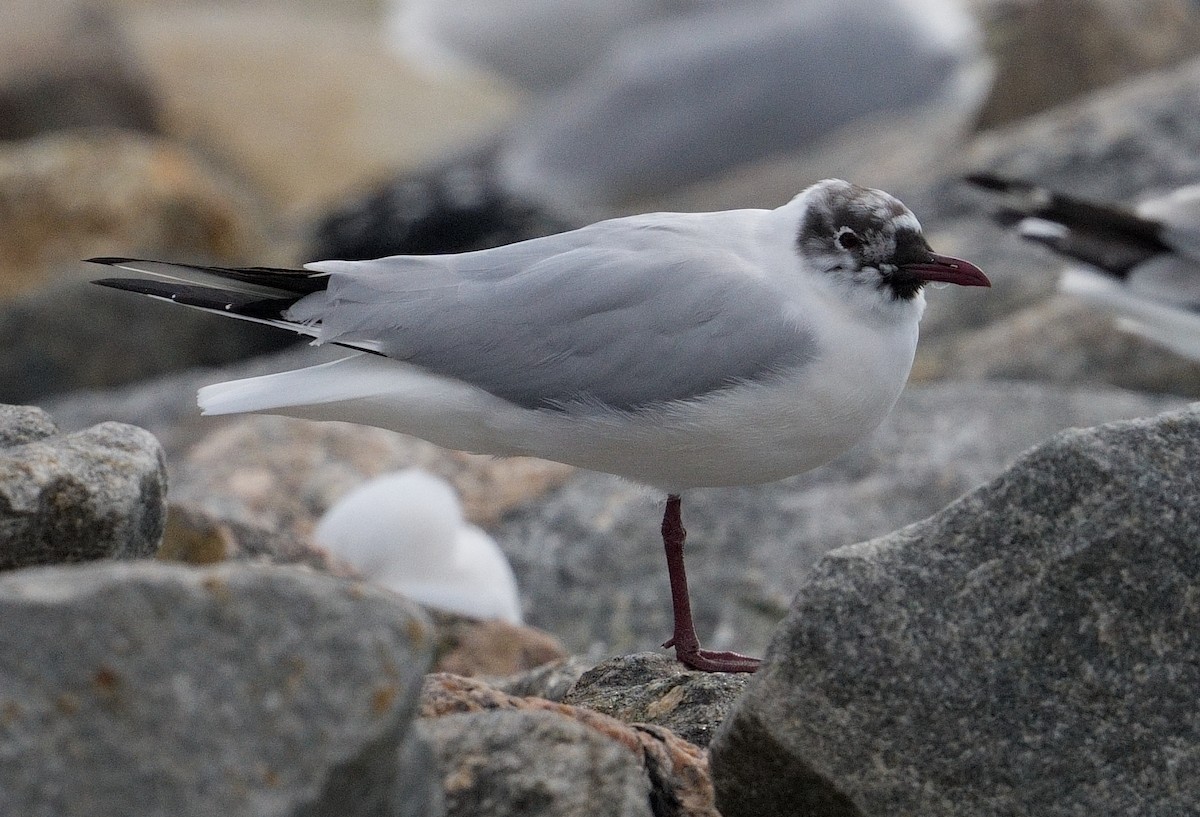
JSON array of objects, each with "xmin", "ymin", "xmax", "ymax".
[{"xmin": 792, "ymin": 179, "xmax": 989, "ymax": 305}]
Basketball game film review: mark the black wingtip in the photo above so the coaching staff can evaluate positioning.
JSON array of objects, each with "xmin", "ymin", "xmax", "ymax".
[
  {"xmin": 86, "ymin": 256, "xmax": 141, "ymax": 266},
  {"xmin": 963, "ymin": 172, "xmax": 1032, "ymax": 194}
]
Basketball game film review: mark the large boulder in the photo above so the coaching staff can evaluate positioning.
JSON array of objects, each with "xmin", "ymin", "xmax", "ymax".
[
  {"xmin": 710, "ymin": 402, "xmax": 1200, "ymax": 816},
  {"xmin": 0, "ymin": 561, "xmax": 439, "ymax": 817}
]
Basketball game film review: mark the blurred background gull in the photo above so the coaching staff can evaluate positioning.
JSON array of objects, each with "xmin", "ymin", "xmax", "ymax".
[{"xmin": 387, "ymin": 0, "xmax": 992, "ymax": 209}]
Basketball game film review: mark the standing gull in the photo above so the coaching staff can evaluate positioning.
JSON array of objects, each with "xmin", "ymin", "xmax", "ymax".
[{"xmin": 90, "ymin": 179, "xmax": 989, "ymax": 672}]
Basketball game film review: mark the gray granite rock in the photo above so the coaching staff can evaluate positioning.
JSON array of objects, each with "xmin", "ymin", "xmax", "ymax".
[
  {"xmin": 487, "ymin": 656, "xmax": 593, "ymax": 703},
  {"xmin": 710, "ymin": 402, "xmax": 1200, "ymax": 817},
  {"xmin": 0, "ymin": 403, "xmax": 57, "ymax": 447},
  {"xmin": 420, "ymin": 709, "xmax": 653, "ymax": 817},
  {"xmin": 562, "ymin": 653, "xmax": 749, "ymax": 748},
  {"xmin": 0, "ymin": 561, "xmax": 439, "ymax": 817},
  {"xmin": 0, "ymin": 415, "xmax": 166, "ymax": 569},
  {"xmin": 494, "ymin": 381, "xmax": 1186, "ymax": 660}
]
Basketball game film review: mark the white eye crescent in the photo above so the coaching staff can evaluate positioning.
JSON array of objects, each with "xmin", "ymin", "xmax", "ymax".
[{"xmin": 836, "ymin": 227, "xmax": 862, "ymax": 251}]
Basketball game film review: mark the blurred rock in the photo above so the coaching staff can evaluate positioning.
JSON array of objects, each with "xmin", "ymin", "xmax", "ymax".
[
  {"xmin": 171, "ymin": 413, "xmax": 574, "ymax": 537},
  {"xmin": 428, "ymin": 610, "xmax": 568, "ymax": 677},
  {"xmin": 0, "ymin": 403, "xmax": 57, "ymax": 447},
  {"xmin": 0, "ymin": 411, "xmax": 165, "ymax": 570},
  {"xmin": 710, "ymin": 402, "xmax": 1200, "ymax": 817},
  {"xmin": 487, "ymin": 657, "xmax": 593, "ymax": 703},
  {"xmin": 0, "ymin": 0, "xmax": 160, "ymax": 140},
  {"xmin": 307, "ymin": 147, "xmax": 575, "ymax": 262},
  {"xmin": 0, "ymin": 129, "xmax": 297, "ymax": 400},
  {"xmin": 493, "ymin": 381, "xmax": 1184, "ymax": 660},
  {"xmin": 562, "ymin": 653, "xmax": 749, "ymax": 748},
  {"xmin": 916, "ymin": 295, "xmax": 1200, "ymax": 396},
  {"xmin": 421, "ymin": 673, "xmax": 717, "ymax": 817},
  {"xmin": 157, "ymin": 501, "xmax": 349, "ymax": 571},
  {"xmin": 119, "ymin": 5, "xmax": 518, "ymax": 212},
  {"xmin": 971, "ymin": 0, "xmax": 1200, "ymax": 130},
  {"xmin": 0, "ymin": 561, "xmax": 438, "ymax": 816},
  {"xmin": 0, "ymin": 130, "xmax": 278, "ymax": 295},
  {"xmin": 0, "ymin": 280, "xmax": 298, "ymax": 402},
  {"xmin": 421, "ymin": 710, "xmax": 653, "ymax": 817}
]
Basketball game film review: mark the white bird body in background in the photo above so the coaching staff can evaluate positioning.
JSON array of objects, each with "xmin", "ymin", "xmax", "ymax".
[{"xmin": 313, "ymin": 469, "xmax": 523, "ymax": 624}]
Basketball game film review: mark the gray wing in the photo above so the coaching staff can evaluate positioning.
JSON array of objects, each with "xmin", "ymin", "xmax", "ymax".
[{"xmin": 296, "ymin": 220, "xmax": 816, "ymax": 411}]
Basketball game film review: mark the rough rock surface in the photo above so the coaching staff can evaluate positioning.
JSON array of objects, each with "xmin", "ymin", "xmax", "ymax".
[
  {"xmin": 710, "ymin": 403, "xmax": 1200, "ymax": 816},
  {"xmin": 493, "ymin": 381, "xmax": 1185, "ymax": 659},
  {"xmin": 0, "ymin": 561, "xmax": 438, "ymax": 817},
  {"xmin": 421, "ymin": 673, "xmax": 717, "ymax": 817},
  {"xmin": 421, "ymin": 710, "xmax": 653, "ymax": 817},
  {"xmin": 0, "ymin": 412, "xmax": 166, "ymax": 570},
  {"xmin": 428, "ymin": 610, "xmax": 568, "ymax": 678},
  {"xmin": 563, "ymin": 653, "xmax": 749, "ymax": 748}
]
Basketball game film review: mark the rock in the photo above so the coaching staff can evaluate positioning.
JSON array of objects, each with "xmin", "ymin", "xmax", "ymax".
[
  {"xmin": 421, "ymin": 673, "xmax": 717, "ymax": 817},
  {"xmin": 0, "ymin": 414, "xmax": 166, "ymax": 570},
  {"xmin": 428, "ymin": 610, "xmax": 568, "ymax": 678},
  {"xmin": 157, "ymin": 502, "xmax": 350, "ymax": 572},
  {"xmin": 562, "ymin": 653, "xmax": 749, "ymax": 749},
  {"xmin": 306, "ymin": 147, "xmax": 576, "ymax": 262},
  {"xmin": 0, "ymin": 561, "xmax": 438, "ymax": 817},
  {"xmin": 710, "ymin": 403, "xmax": 1200, "ymax": 816},
  {"xmin": 487, "ymin": 657, "xmax": 593, "ymax": 703},
  {"xmin": 0, "ymin": 0, "xmax": 160, "ymax": 140},
  {"xmin": 493, "ymin": 380, "xmax": 1185, "ymax": 659},
  {"xmin": 915, "ymin": 295, "xmax": 1200, "ymax": 396},
  {"xmin": 0, "ymin": 403, "xmax": 57, "ymax": 447},
  {"xmin": 170, "ymin": 413, "xmax": 574, "ymax": 537},
  {"xmin": 0, "ymin": 130, "xmax": 278, "ymax": 296},
  {"xmin": 970, "ymin": 0, "xmax": 1200, "ymax": 130},
  {"xmin": 421, "ymin": 710, "xmax": 652, "ymax": 817},
  {"xmin": 119, "ymin": 5, "xmax": 517, "ymax": 212},
  {"xmin": 0, "ymin": 129, "xmax": 293, "ymax": 400},
  {"xmin": 0, "ymin": 280, "xmax": 297, "ymax": 402}
]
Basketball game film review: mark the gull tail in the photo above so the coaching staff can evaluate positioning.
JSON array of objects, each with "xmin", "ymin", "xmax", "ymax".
[
  {"xmin": 88, "ymin": 258, "xmax": 379, "ymax": 355},
  {"xmin": 964, "ymin": 172, "xmax": 1170, "ymax": 277},
  {"xmin": 89, "ymin": 257, "xmax": 327, "ymax": 334}
]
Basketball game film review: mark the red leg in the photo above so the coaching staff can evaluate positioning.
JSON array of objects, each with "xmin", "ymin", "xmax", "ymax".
[{"xmin": 660, "ymin": 494, "xmax": 759, "ymax": 673}]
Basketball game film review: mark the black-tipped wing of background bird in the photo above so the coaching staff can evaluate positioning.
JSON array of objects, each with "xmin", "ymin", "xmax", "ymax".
[{"xmin": 965, "ymin": 172, "xmax": 1171, "ymax": 277}]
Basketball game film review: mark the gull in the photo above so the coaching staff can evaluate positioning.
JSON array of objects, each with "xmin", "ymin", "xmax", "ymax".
[
  {"xmin": 90, "ymin": 178, "xmax": 989, "ymax": 672},
  {"xmin": 313, "ymin": 469, "xmax": 523, "ymax": 624},
  {"xmin": 967, "ymin": 172, "xmax": 1200, "ymax": 361}
]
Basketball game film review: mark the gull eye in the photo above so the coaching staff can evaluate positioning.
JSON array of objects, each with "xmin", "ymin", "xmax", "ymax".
[{"xmin": 836, "ymin": 227, "xmax": 861, "ymax": 251}]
